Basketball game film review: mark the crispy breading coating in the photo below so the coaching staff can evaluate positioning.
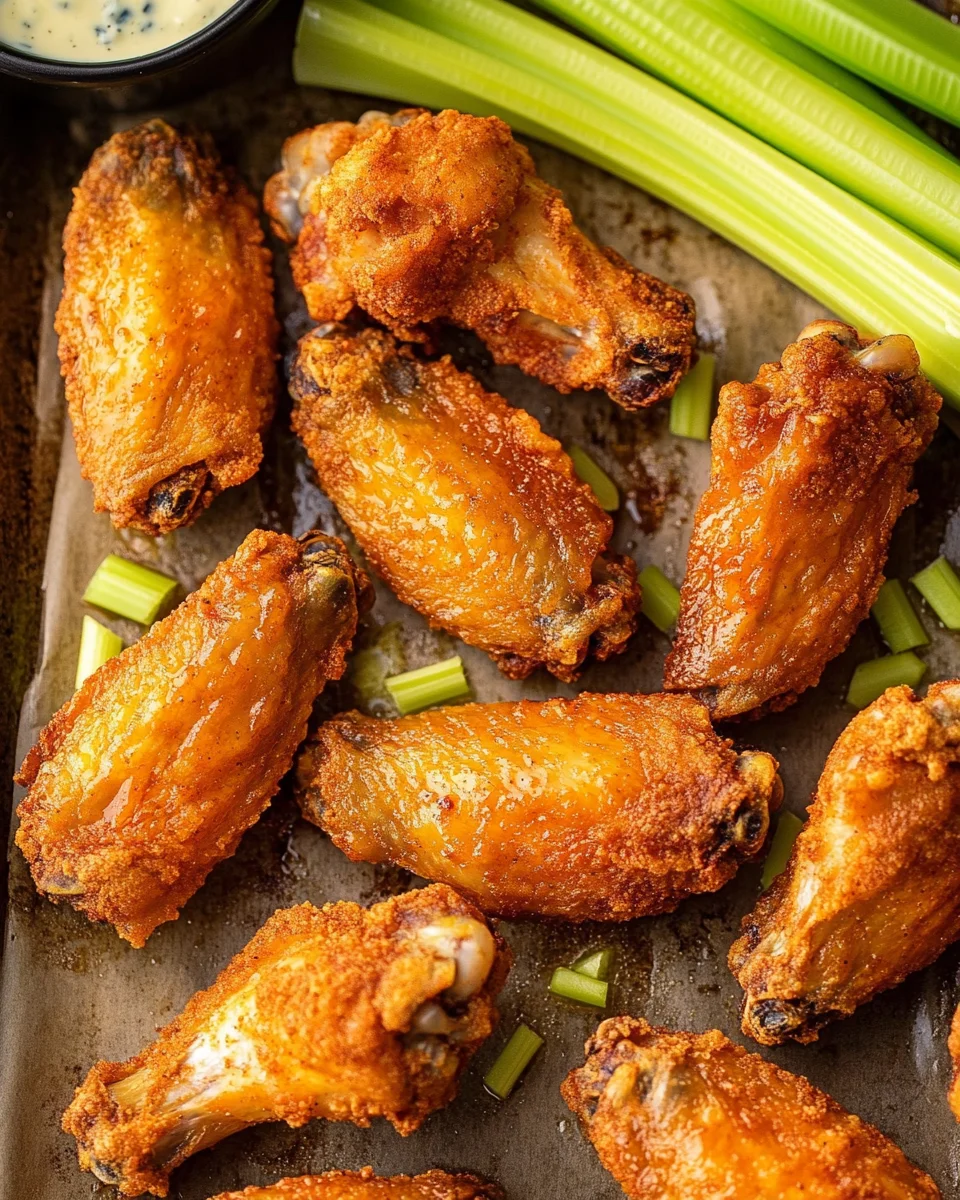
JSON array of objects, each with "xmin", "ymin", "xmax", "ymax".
[
  {"xmin": 289, "ymin": 326, "xmax": 639, "ymax": 681},
  {"xmin": 210, "ymin": 1167, "xmax": 504, "ymax": 1200},
  {"xmin": 561, "ymin": 1015, "xmax": 941, "ymax": 1199},
  {"xmin": 664, "ymin": 321, "xmax": 941, "ymax": 719},
  {"xmin": 56, "ymin": 119, "xmax": 278, "ymax": 533},
  {"xmin": 947, "ymin": 1005, "xmax": 960, "ymax": 1122},
  {"xmin": 296, "ymin": 692, "xmax": 780, "ymax": 921},
  {"xmin": 729, "ymin": 681, "xmax": 960, "ymax": 1045},
  {"xmin": 265, "ymin": 109, "xmax": 695, "ymax": 409},
  {"xmin": 15, "ymin": 529, "xmax": 369, "ymax": 947},
  {"xmin": 64, "ymin": 885, "xmax": 509, "ymax": 1197}
]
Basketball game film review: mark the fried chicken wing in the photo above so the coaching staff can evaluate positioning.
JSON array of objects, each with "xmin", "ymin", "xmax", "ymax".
[
  {"xmin": 729, "ymin": 680, "xmax": 960, "ymax": 1046},
  {"xmin": 211, "ymin": 1168, "xmax": 503, "ymax": 1200},
  {"xmin": 296, "ymin": 692, "xmax": 780, "ymax": 922},
  {"xmin": 265, "ymin": 108, "xmax": 695, "ymax": 409},
  {"xmin": 15, "ymin": 529, "xmax": 369, "ymax": 947},
  {"xmin": 56, "ymin": 119, "xmax": 278, "ymax": 533},
  {"xmin": 947, "ymin": 1005, "xmax": 960, "ymax": 1122},
  {"xmin": 290, "ymin": 326, "xmax": 639, "ymax": 681},
  {"xmin": 64, "ymin": 885, "xmax": 509, "ymax": 1198},
  {"xmin": 561, "ymin": 1016, "xmax": 940, "ymax": 1200},
  {"xmin": 663, "ymin": 321, "xmax": 941, "ymax": 719}
]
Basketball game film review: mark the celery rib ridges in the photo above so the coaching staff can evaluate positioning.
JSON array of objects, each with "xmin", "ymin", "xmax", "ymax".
[
  {"xmin": 531, "ymin": 0, "xmax": 960, "ymax": 263},
  {"xmin": 732, "ymin": 0, "xmax": 960, "ymax": 127},
  {"xmin": 293, "ymin": 0, "xmax": 960, "ymax": 411}
]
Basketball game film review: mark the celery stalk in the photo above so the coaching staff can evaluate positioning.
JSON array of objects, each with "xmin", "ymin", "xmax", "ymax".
[
  {"xmin": 568, "ymin": 446, "xmax": 619, "ymax": 511},
  {"xmin": 531, "ymin": 0, "xmax": 960, "ymax": 263},
  {"xmin": 294, "ymin": 0, "xmax": 960, "ymax": 410},
  {"xmin": 75, "ymin": 616, "xmax": 123, "ymax": 690},
  {"xmin": 385, "ymin": 656, "xmax": 470, "ymax": 714},
  {"xmin": 732, "ymin": 0, "xmax": 960, "ymax": 127}
]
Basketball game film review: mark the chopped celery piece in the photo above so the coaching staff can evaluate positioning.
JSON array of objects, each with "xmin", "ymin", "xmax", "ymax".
[
  {"xmin": 733, "ymin": 0, "xmax": 960, "ymax": 127},
  {"xmin": 549, "ymin": 966, "xmax": 608, "ymax": 1008},
  {"xmin": 75, "ymin": 616, "xmax": 123, "ymax": 690},
  {"xmin": 293, "ymin": 0, "xmax": 960, "ymax": 411},
  {"xmin": 846, "ymin": 651, "xmax": 927, "ymax": 710},
  {"xmin": 83, "ymin": 554, "xmax": 178, "ymax": 624},
  {"xmin": 572, "ymin": 948, "xmax": 613, "ymax": 981},
  {"xmin": 568, "ymin": 445, "xmax": 619, "ymax": 511},
  {"xmin": 484, "ymin": 1024, "xmax": 543, "ymax": 1098},
  {"xmin": 871, "ymin": 579, "xmax": 928, "ymax": 653},
  {"xmin": 911, "ymin": 556, "xmax": 960, "ymax": 630},
  {"xmin": 638, "ymin": 565, "xmax": 681, "ymax": 633},
  {"xmin": 669, "ymin": 354, "xmax": 715, "ymax": 441},
  {"xmin": 384, "ymin": 655, "xmax": 470, "ymax": 714},
  {"xmin": 531, "ymin": 0, "xmax": 960, "ymax": 263},
  {"xmin": 760, "ymin": 811, "xmax": 803, "ymax": 890}
]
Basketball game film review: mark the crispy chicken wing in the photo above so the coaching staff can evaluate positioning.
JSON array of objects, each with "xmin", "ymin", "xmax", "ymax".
[
  {"xmin": 663, "ymin": 321, "xmax": 941, "ymax": 719},
  {"xmin": 296, "ymin": 692, "xmax": 780, "ymax": 922},
  {"xmin": 56, "ymin": 119, "xmax": 278, "ymax": 534},
  {"xmin": 265, "ymin": 108, "xmax": 695, "ymax": 409},
  {"xmin": 211, "ymin": 1168, "xmax": 503, "ymax": 1200},
  {"xmin": 947, "ymin": 1005, "xmax": 960, "ymax": 1122},
  {"xmin": 729, "ymin": 681, "xmax": 960, "ymax": 1045},
  {"xmin": 561, "ymin": 1016, "xmax": 940, "ymax": 1200},
  {"xmin": 15, "ymin": 529, "xmax": 369, "ymax": 947},
  {"xmin": 64, "ymin": 885, "xmax": 509, "ymax": 1198},
  {"xmin": 290, "ymin": 326, "xmax": 639, "ymax": 681}
]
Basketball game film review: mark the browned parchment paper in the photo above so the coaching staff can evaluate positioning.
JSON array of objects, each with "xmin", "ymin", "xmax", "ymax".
[{"xmin": 3, "ymin": 48, "xmax": 960, "ymax": 1200}]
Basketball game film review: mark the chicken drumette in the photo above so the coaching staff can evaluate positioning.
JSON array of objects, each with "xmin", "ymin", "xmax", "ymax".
[
  {"xmin": 16, "ymin": 529, "xmax": 369, "ymax": 946},
  {"xmin": 664, "ymin": 321, "xmax": 941, "ymax": 719},
  {"xmin": 290, "ymin": 326, "xmax": 639, "ymax": 681},
  {"xmin": 297, "ymin": 692, "xmax": 780, "ymax": 922},
  {"xmin": 57, "ymin": 119, "xmax": 278, "ymax": 533},
  {"xmin": 729, "ymin": 680, "xmax": 960, "ymax": 1045},
  {"xmin": 64, "ymin": 885, "xmax": 509, "ymax": 1197},
  {"xmin": 562, "ymin": 1016, "xmax": 940, "ymax": 1199},
  {"xmin": 265, "ymin": 108, "xmax": 695, "ymax": 409},
  {"xmin": 211, "ymin": 1169, "xmax": 503, "ymax": 1200}
]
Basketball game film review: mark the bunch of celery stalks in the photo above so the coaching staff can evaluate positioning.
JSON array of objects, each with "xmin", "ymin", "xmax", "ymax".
[{"xmin": 292, "ymin": 0, "xmax": 960, "ymax": 420}]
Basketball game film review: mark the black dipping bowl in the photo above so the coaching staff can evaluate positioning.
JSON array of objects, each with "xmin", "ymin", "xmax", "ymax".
[{"xmin": 0, "ymin": 0, "xmax": 283, "ymax": 107}]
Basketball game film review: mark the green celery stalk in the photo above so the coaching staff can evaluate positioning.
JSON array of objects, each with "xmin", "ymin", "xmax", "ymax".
[
  {"xmin": 385, "ymin": 655, "xmax": 470, "ymax": 714},
  {"xmin": 669, "ymin": 354, "xmax": 715, "ymax": 441},
  {"xmin": 638, "ymin": 565, "xmax": 681, "ymax": 632},
  {"xmin": 732, "ymin": 0, "xmax": 960, "ymax": 127},
  {"xmin": 484, "ymin": 1025, "xmax": 543, "ymax": 1098},
  {"xmin": 549, "ymin": 966, "xmax": 609, "ymax": 1007},
  {"xmin": 572, "ymin": 947, "xmax": 614, "ymax": 980},
  {"xmin": 871, "ymin": 579, "xmax": 928, "ymax": 653},
  {"xmin": 846, "ymin": 651, "xmax": 927, "ymax": 709},
  {"xmin": 911, "ymin": 556, "xmax": 960, "ymax": 630},
  {"xmin": 294, "ymin": 0, "xmax": 960, "ymax": 410},
  {"xmin": 75, "ymin": 615, "xmax": 123, "ymax": 690},
  {"xmin": 83, "ymin": 554, "xmax": 178, "ymax": 624},
  {"xmin": 760, "ymin": 811, "xmax": 803, "ymax": 890},
  {"xmin": 568, "ymin": 445, "xmax": 619, "ymax": 511},
  {"xmin": 531, "ymin": 0, "xmax": 960, "ymax": 263}
]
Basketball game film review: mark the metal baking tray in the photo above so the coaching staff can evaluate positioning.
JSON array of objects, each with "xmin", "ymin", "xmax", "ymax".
[{"xmin": 2, "ymin": 17, "xmax": 960, "ymax": 1198}]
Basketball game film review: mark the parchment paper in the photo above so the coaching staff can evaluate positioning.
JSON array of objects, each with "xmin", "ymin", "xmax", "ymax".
[{"xmin": 3, "ymin": 49, "xmax": 960, "ymax": 1200}]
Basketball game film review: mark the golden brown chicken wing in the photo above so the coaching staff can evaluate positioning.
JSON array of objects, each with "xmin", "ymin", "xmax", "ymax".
[
  {"xmin": 15, "ymin": 529, "xmax": 369, "ymax": 947},
  {"xmin": 210, "ymin": 1168, "xmax": 503, "ymax": 1200},
  {"xmin": 947, "ymin": 1005, "xmax": 960, "ymax": 1122},
  {"xmin": 729, "ymin": 680, "xmax": 960, "ymax": 1045},
  {"xmin": 265, "ymin": 108, "xmax": 695, "ymax": 409},
  {"xmin": 64, "ymin": 885, "xmax": 509, "ymax": 1198},
  {"xmin": 663, "ymin": 321, "xmax": 941, "ymax": 719},
  {"xmin": 290, "ymin": 326, "xmax": 639, "ymax": 681},
  {"xmin": 296, "ymin": 692, "xmax": 780, "ymax": 922},
  {"xmin": 56, "ymin": 119, "xmax": 278, "ymax": 534},
  {"xmin": 561, "ymin": 1016, "xmax": 940, "ymax": 1200}
]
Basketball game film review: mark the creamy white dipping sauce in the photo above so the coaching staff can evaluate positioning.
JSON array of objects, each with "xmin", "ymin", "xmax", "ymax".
[{"xmin": 0, "ymin": 0, "xmax": 241, "ymax": 61}]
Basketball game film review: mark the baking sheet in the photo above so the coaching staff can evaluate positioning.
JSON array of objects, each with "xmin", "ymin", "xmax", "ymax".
[{"xmin": 3, "ymin": 44, "xmax": 960, "ymax": 1200}]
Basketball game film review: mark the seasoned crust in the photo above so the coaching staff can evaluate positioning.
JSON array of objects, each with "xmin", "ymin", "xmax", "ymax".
[
  {"xmin": 290, "ymin": 326, "xmax": 640, "ymax": 680},
  {"xmin": 664, "ymin": 324, "xmax": 941, "ymax": 719},
  {"xmin": 730, "ymin": 680, "xmax": 960, "ymax": 1046},
  {"xmin": 63, "ymin": 886, "xmax": 510, "ymax": 1197},
  {"xmin": 297, "ymin": 691, "xmax": 780, "ymax": 921},
  {"xmin": 562, "ymin": 1015, "xmax": 940, "ymax": 1199},
  {"xmin": 56, "ymin": 118, "xmax": 278, "ymax": 533},
  {"xmin": 211, "ymin": 1167, "xmax": 505, "ymax": 1200}
]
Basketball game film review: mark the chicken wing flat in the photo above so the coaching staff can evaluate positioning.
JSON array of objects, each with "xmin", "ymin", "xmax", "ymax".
[
  {"xmin": 211, "ymin": 1168, "xmax": 503, "ymax": 1200},
  {"xmin": 64, "ymin": 885, "xmax": 509, "ymax": 1198},
  {"xmin": 729, "ymin": 680, "xmax": 960, "ymax": 1046},
  {"xmin": 290, "ymin": 326, "xmax": 639, "ymax": 681},
  {"xmin": 15, "ymin": 529, "xmax": 369, "ymax": 947},
  {"xmin": 561, "ymin": 1016, "xmax": 940, "ymax": 1200},
  {"xmin": 296, "ymin": 692, "xmax": 780, "ymax": 922},
  {"xmin": 265, "ymin": 108, "xmax": 695, "ymax": 409},
  {"xmin": 663, "ymin": 321, "xmax": 941, "ymax": 719},
  {"xmin": 56, "ymin": 119, "xmax": 278, "ymax": 534}
]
